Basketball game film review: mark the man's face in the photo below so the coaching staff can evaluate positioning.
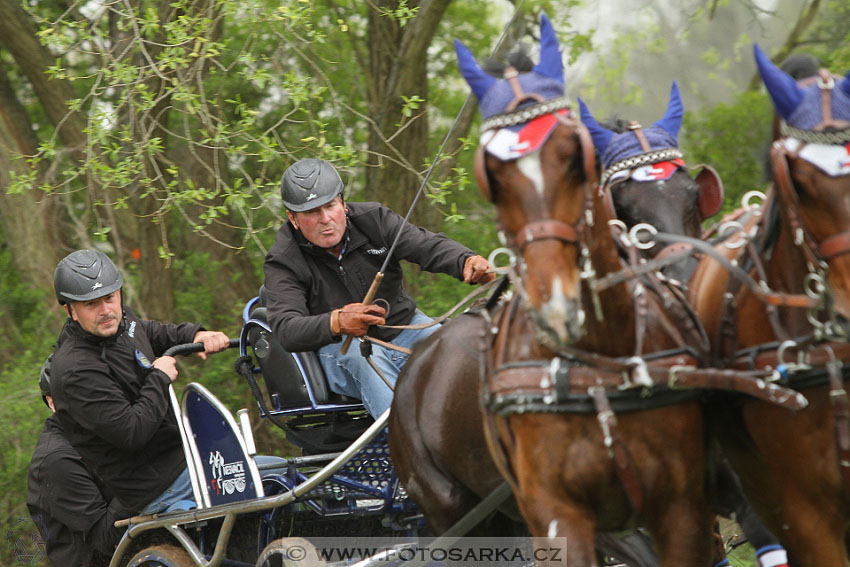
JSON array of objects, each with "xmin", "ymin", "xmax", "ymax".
[
  {"xmin": 68, "ymin": 290, "xmax": 122, "ymax": 338},
  {"xmin": 288, "ymin": 197, "xmax": 347, "ymax": 250}
]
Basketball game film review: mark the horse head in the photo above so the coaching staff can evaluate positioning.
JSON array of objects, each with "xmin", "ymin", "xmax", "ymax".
[
  {"xmin": 755, "ymin": 44, "xmax": 850, "ymax": 325},
  {"xmin": 456, "ymin": 13, "xmax": 596, "ymax": 346},
  {"xmin": 579, "ymin": 82, "xmax": 723, "ymax": 285}
]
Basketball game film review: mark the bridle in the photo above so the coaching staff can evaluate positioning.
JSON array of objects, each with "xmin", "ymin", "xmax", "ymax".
[{"xmin": 473, "ymin": 66, "xmax": 598, "ymax": 254}]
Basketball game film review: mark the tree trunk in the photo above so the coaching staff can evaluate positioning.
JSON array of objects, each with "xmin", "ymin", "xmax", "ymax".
[
  {"xmin": 0, "ymin": 56, "xmax": 69, "ymax": 331},
  {"xmin": 365, "ymin": 0, "xmax": 453, "ymax": 231}
]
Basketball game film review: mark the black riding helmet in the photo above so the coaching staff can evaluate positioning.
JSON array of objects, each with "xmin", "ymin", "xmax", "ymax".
[
  {"xmin": 54, "ymin": 249, "xmax": 123, "ymax": 305},
  {"xmin": 280, "ymin": 158, "xmax": 344, "ymax": 212},
  {"xmin": 39, "ymin": 354, "xmax": 52, "ymax": 408}
]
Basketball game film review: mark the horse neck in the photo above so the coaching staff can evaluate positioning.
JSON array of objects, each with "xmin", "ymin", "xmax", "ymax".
[{"xmin": 576, "ymin": 193, "xmax": 642, "ymax": 355}]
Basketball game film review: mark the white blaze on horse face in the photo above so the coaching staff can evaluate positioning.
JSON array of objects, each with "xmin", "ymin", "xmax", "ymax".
[
  {"xmin": 541, "ymin": 276, "xmax": 570, "ymax": 343},
  {"xmin": 547, "ymin": 519, "xmax": 560, "ymax": 540},
  {"xmin": 517, "ymin": 152, "xmax": 545, "ymax": 196}
]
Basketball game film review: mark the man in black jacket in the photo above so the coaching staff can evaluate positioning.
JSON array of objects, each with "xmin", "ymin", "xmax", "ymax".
[
  {"xmin": 27, "ymin": 356, "xmax": 135, "ymax": 567},
  {"xmin": 48, "ymin": 249, "xmax": 231, "ymax": 516},
  {"xmin": 264, "ymin": 158, "xmax": 496, "ymax": 418}
]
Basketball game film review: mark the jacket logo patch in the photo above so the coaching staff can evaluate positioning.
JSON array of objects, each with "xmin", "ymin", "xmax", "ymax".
[
  {"xmin": 208, "ymin": 451, "xmax": 247, "ymax": 495},
  {"xmin": 134, "ymin": 349, "xmax": 153, "ymax": 369},
  {"xmin": 366, "ymin": 247, "xmax": 387, "ymax": 255},
  {"xmin": 128, "ymin": 321, "xmax": 136, "ymax": 338}
]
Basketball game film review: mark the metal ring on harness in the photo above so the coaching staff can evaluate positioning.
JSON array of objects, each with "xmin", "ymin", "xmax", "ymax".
[
  {"xmin": 742, "ymin": 190, "xmax": 766, "ymax": 211},
  {"xmin": 777, "ymin": 339, "xmax": 812, "ymax": 370},
  {"xmin": 719, "ymin": 221, "xmax": 747, "ymax": 249},
  {"xmin": 488, "ymin": 247, "xmax": 516, "ymax": 274},
  {"xmin": 804, "ymin": 272, "xmax": 826, "ymax": 301},
  {"xmin": 628, "ymin": 223, "xmax": 658, "ymax": 251}
]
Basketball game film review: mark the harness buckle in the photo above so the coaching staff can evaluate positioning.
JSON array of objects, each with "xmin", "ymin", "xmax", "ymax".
[{"xmin": 626, "ymin": 356, "xmax": 653, "ymax": 388}]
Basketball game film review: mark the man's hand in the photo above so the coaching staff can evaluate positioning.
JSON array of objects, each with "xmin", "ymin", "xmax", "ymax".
[
  {"xmin": 463, "ymin": 255, "xmax": 497, "ymax": 284},
  {"xmin": 331, "ymin": 303, "xmax": 386, "ymax": 337},
  {"xmin": 153, "ymin": 356, "xmax": 179, "ymax": 382},
  {"xmin": 192, "ymin": 331, "xmax": 231, "ymax": 360}
]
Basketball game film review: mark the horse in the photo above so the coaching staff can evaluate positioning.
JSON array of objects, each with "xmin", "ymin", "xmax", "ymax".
[
  {"xmin": 687, "ymin": 45, "xmax": 850, "ymax": 566},
  {"xmin": 390, "ymin": 14, "xmax": 742, "ymax": 567}
]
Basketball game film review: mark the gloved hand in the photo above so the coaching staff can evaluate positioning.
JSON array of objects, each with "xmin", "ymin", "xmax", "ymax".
[
  {"xmin": 463, "ymin": 255, "xmax": 497, "ymax": 284},
  {"xmin": 331, "ymin": 303, "xmax": 387, "ymax": 337}
]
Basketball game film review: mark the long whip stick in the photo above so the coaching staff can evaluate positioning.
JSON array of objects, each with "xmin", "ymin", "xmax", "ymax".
[{"xmin": 341, "ymin": 0, "xmax": 526, "ymax": 354}]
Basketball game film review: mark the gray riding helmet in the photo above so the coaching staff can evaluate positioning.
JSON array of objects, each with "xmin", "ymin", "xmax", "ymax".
[
  {"xmin": 280, "ymin": 158, "xmax": 344, "ymax": 212},
  {"xmin": 39, "ymin": 354, "xmax": 52, "ymax": 408},
  {"xmin": 54, "ymin": 249, "xmax": 123, "ymax": 305}
]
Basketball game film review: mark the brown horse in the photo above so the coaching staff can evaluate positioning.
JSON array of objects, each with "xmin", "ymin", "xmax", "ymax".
[
  {"xmin": 688, "ymin": 46, "xmax": 850, "ymax": 566},
  {"xmin": 391, "ymin": 15, "xmax": 729, "ymax": 567}
]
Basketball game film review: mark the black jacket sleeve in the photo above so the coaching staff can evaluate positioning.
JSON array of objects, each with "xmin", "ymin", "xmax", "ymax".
[
  {"xmin": 54, "ymin": 361, "xmax": 173, "ymax": 451},
  {"xmin": 139, "ymin": 319, "xmax": 203, "ymax": 356}
]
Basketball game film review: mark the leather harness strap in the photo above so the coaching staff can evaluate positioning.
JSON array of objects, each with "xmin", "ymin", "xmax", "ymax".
[
  {"xmin": 629, "ymin": 121, "xmax": 652, "ymax": 152},
  {"xmin": 827, "ymin": 358, "xmax": 850, "ymax": 491},
  {"xmin": 590, "ymin": 386, "xmax": 644, "ymax": 512},
  {"xmin": 513, "ymin": 220, "xmax": 580, "ymax": 249}
]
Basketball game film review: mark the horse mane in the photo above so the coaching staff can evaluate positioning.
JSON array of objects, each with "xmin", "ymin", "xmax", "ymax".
[
  {"xmin": 482, "ymin": 44, "xmax": 535, "ymax": 77},
  {"xmin": 600, "ymin": 117, "xmax": 631, "ymax": 134}
]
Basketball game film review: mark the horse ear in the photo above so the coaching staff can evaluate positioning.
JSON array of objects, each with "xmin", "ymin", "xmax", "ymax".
[
  {"xmin": 754, "ymin": 43, "xmax": 805, "ymax": 121},
  {"xmin": 695, "ymin": 166, "xmax": 724, "ymax": 220},
  {"xmin": 653, "ymin": 81, "xmax": 683, "ymax": 141},
  {"xmin": 454, "ymin": 38, "xmax": 496, "ymax": 102},
  {"xmin": 532, "ymin": 13, "xmax": 564, "ymax": 85},
  {"xmin": 578, "ymin": 98, "xmax": 613, "ymax": 155}
]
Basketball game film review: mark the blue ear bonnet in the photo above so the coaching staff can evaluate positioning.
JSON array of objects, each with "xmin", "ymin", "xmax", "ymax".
[
  {"xmin": 599, "ymin": 128, "xmax": 679, "ymax": 169},
  {"xmin": 455, "ymin": 13, "xmax": 565, "ymax": 122},
  {"xmin": 479, "ymin": 73, "xmax": 565, "ymax": 121},
  {"xmin": 786, "ymin": 82, "xmax": 850, "ymax": 130},
  {"xmin": 754, "ymin": 43, "xmax": 850, "ymax": 131},
  {"xmin": 579, "ymin": 81, "xmax": 684, "ymax": 169}
]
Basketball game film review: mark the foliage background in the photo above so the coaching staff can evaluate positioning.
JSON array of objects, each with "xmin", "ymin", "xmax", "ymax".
[{"xmin": 0, "ymin": 0, "xmax": 847, "ymax": 564}]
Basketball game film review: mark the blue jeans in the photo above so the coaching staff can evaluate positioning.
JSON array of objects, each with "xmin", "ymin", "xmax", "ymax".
[
  {"xmin": 141, "ymin": 455, "xmax": 287, "ymax": 515},
  {"xmin": 318, "ymin": 310, "xmax": 439, "ymax": 417}
]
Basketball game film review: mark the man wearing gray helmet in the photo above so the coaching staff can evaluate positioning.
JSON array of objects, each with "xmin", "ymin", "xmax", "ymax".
[
  {"xmin": 48, "ymin": 249, "xmax": 231, "ymax": 516},
  {"xmin": 264, "ymin": 158, "xmax": 496, "ymax": 418}
]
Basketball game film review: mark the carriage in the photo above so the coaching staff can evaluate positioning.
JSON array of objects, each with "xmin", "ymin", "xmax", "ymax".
[{"xmin": 107, "ymin": 290, "xmax": 424, "ymax": 567}]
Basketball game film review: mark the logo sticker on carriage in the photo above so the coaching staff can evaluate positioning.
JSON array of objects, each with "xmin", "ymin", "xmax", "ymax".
[
  {"xmin": 482, "ymin": 109, "xmax": 569, "ymax": 160},
  {"xmin": 784, "ymin": 138, "xmax": 850, "ymax": 177},
  {"xmin": 208, "ymin": 451, "xmax": 247, "ymax": 496}
]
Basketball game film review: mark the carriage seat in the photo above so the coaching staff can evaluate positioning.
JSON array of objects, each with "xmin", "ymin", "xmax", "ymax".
[
  {"xmin": 247, "ymin": 287, "xmax": 364, "ymax": 411},
  {"xmin": 242, "ymin": 287, "xmax": 372, "ymax": 454}
]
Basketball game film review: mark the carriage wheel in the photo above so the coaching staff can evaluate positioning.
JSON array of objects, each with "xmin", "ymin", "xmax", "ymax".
[
  {"xmin": 256, "ymin": 537, "xmax": 323, "ymax": 567},
  {"xmin": 125, "ymin": 544, "xmax": 194, "ymax": 567}
]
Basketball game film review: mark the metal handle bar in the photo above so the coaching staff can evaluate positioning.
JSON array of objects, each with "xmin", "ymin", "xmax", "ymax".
[{"xmin": 163, "ymin": 338, "xmax": 240, "ymax": 357}]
